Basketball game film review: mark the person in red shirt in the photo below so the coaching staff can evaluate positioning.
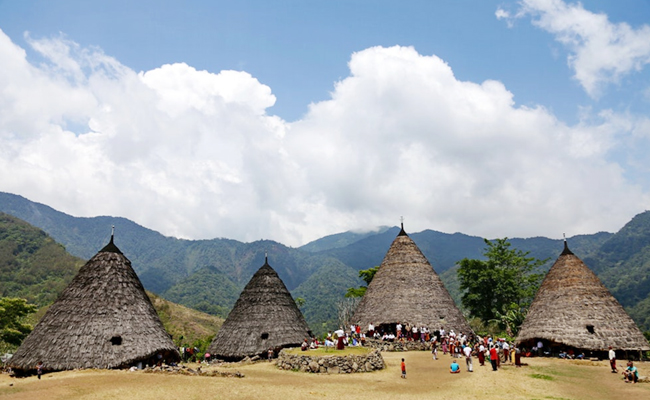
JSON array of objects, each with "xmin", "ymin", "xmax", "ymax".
[
  {"xmin": 489, "ymin": 345, "xmax": 498, "ymax": 371},
  {"xmin": 401, "ymin": 358, "xmax": 406, "ymax": 379}
]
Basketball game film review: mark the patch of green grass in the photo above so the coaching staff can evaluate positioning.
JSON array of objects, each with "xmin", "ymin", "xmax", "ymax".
[
  {"xmin": 529, "ymin": 364, "xmax": 582, "ymax": 378},
  {"xmin": 530, "ymin": 373, "xmax": 555, "ymax": 380}
]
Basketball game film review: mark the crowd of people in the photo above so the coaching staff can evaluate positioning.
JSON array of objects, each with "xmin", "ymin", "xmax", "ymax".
[{"xmin": 294, "ymin": 322, "xmax": 643, "ymax": 384}]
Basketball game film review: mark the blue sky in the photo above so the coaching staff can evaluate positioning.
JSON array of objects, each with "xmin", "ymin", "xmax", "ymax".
[
  {"xmin": 3, "ymin": 0, "xmax": 649, "ymax": 121},
  {"xmin": 0, "ymin": 0, "xmax": 649, "ymax": 245}
]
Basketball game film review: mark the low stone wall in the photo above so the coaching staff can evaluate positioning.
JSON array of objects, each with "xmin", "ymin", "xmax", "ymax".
[
  {"xmin": 276, "ymin": 349, "xmax": 385, "ymax": 374},
  {"xmin": 365, "ymin": 338, "xmax": 432, "ymax": 352}
]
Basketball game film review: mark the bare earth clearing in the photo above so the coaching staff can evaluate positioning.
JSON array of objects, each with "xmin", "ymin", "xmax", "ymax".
[{"xmin": 1, "ymin": 352, "xmax": 648, "ymax": 400}]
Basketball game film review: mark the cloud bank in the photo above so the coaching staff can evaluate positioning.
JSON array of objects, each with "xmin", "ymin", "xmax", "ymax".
[{"xmin": 0, "ymin": 28, "xmax": 648, "ymax": 246}]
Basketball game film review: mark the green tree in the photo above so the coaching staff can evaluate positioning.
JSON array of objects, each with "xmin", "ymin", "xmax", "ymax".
[
  {"xmin": 489, "ymin": 303, "xmax": 528, "ymax": 337},
  {"xmin": 0, "ymin": 297, "xmax": 37, "ymax": 351},
  {"xmin": 345, "ymin": 266, "xmax": 379, "ymax": 298},
  {"xmin": 295, "ymin": 297, "xmax": 306, "ymax": 309},
  {"xmin": 457, "ymin": 238, "xmax": 545, "ymax": 324}
]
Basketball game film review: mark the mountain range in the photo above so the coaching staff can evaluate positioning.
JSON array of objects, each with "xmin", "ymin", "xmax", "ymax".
[{"xmin": 1, "ymin": 191, "xmax": 648, "ymax": 334}]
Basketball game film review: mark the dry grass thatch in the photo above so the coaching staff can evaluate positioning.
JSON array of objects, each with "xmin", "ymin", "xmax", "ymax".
[
  {"xmin": 207, "ymin": 258, "xmax": 312, "ymax": 360},
  {"xmin": 9, "ymin": 237, "xmax": 180, "ymax": 372},
  {"xmin": 352, "ymin": 226, "xmax": 472, "ymax": 334},
  {"xmin": 517, "ymin": 242, "xmax": 650, "ymax": 351}
]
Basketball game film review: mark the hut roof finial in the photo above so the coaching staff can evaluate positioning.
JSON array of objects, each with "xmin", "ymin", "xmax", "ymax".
[
  {"xmin": 100, "ymin": 225, "xmax": 122, "ymax": 254},
  {"xmin": 561, "ymin": 233, "xmax": 573, "ymax": 256},
  {"xmin": 398, "ymin": 216, "xmax": 407, "ymax": 236}
]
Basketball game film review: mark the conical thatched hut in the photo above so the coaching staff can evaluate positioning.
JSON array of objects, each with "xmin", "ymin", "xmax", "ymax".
[
  {"xmin": 516, "ymin": 241, "xmax": 649, "ymax": 354},
  {"xmin": 207, "ymin": 257, "xmax": 312, "ymax": 361},
  {"xmin": 9, "ymin": 236, "xmax": 180, "ymax": 373},
  {"xmin": 353, "ymin": 224, "xmax": 471, "ymax": 335}
]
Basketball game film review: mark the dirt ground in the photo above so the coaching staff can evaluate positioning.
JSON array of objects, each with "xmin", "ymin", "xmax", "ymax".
[{"xmin": 1, "ymin": 352, "xmax": 648, "ymax": 400}]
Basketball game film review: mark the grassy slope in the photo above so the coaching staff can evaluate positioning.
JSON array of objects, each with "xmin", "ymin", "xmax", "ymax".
[{"xmin": 146, "ymin": 291, "xmax": 223, "ymax": 347}]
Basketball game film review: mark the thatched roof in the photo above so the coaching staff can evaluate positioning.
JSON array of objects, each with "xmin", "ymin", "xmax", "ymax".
[
  {"xmin": 352, "ymin": 225, "xmax": 471, "ymax": 334},
  {"xmin": 9, "ymin": 236, "xmax": 180, "ymax": 372},
  {"xmin": 207, "ymin": 258, "xmax": 312, "ymax": 360},
  {"xmin": 516, "ymin": 242, "xmax": 650, "ymax": 351}
]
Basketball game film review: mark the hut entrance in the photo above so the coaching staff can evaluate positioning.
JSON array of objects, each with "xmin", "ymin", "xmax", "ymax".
[
  {"xmin": 586, "ymin": 325, "xmax": 595, "ymax": 334},
  {"xmin": 110, "ymin": 336, "xmax": 123, "ymax": 346},
  {"xmin": 377, "ymin": 323, "xmax": 397, "ymax": 335},
  {"xmin": 261, "ymin": 333, "xmax": 269, "ymax": 340}
]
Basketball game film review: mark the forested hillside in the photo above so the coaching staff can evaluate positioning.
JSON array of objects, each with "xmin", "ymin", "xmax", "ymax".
[
  {"xmin": 0, "ymin": 213, "xmax": 83, "ymax": 306},
  {"xmin": 2, "ymin": 191, "xmax": 648, "ymax": 334}
]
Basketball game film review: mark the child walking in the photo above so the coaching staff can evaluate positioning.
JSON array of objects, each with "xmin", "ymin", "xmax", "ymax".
[{"xmin": 401, "ymin": 358, "xmax": 406, "ymax": 379}]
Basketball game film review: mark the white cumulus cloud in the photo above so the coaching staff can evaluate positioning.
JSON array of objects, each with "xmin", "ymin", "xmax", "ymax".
[
  {"xmin": 0, "ymin": 30, "xmax": 648, "ymax": 246},
  {"xmin": 497, "ymin": 0, "xmax": 650, "ymax": 97}
]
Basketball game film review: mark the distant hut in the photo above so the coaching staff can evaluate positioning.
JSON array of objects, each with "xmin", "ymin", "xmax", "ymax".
[
  {"xmin": 516, "ymin": 240, "xmax": 650, "ymax": 355},
  {"xmin": 353, "ymin": 224, "xmax": 471, "ymax": 336},
  {"xmin": 207, "ymin": 257, "xmax": 312, "ymax": 360},
  {"xmin": 9, "ymin": 234, "xmax": 180, "ymax": 373}
]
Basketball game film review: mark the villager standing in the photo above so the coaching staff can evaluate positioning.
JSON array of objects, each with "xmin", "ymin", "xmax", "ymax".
[
  {"xmin": 431, "ymin": 338, "xmax": 438, "ymax": 360},
  {"xmin": 401, "ymin": 358, "xmax": 406, "ymax": 379},
  {"xmin": 463, "ymin": 345, "xmax": 473, "ymax": 372},
  {"xmin": 608, "ymin": 346, "xmax": 617, "ymax": 373},
  {"xmin": 335, "ymin": 328, "xmax": 345, "ymax": 350},
  {"xmin": 477, "ymin": 343, "xmax": 485, "ymax": 366},
  {"xmin": 514, "ymin": 345, "xmax": 522, "ymax": 367},
  {"xmin": 489, "ymin": 345, "xmax": 498, "ymax": 371},
  {"xmin": 36, "ymin": 361, "xmax": 43, "ymax": 380}
]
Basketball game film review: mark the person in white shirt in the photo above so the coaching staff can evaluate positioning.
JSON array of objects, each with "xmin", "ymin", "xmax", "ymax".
[
  {"xmin": 478, "ymin": 343, "xmax": 486, "ymax": 366},
  {"xmin": 463, "ymin": 345, "xmax": 473, "ymax": 372},
  {"xmin": 608, "ymin": 346, "xmax": 617, "ymax": 373}
]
